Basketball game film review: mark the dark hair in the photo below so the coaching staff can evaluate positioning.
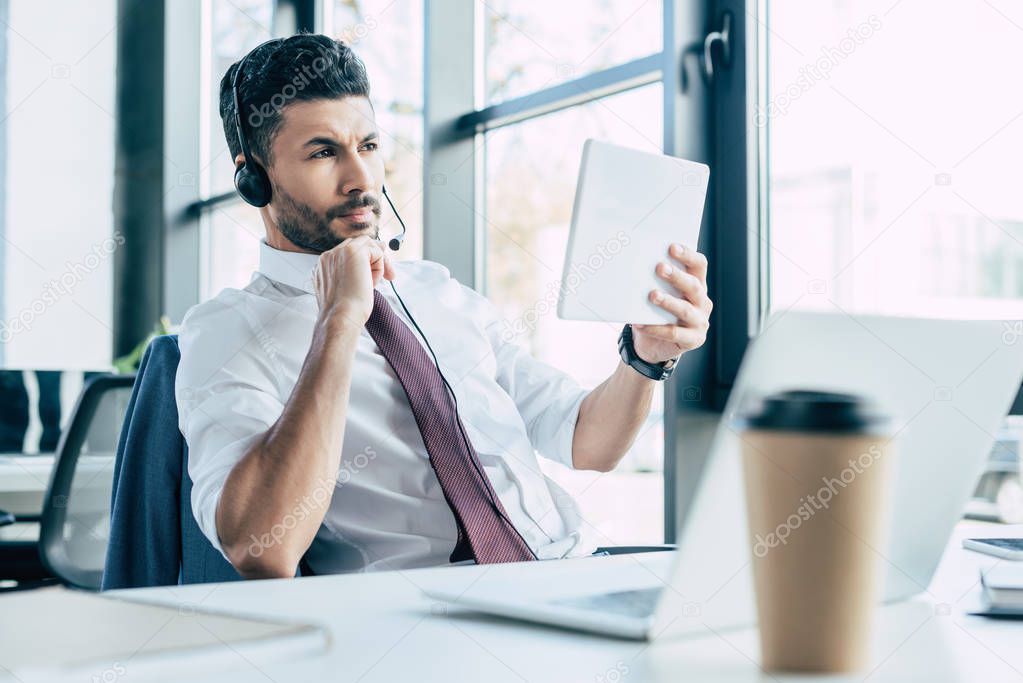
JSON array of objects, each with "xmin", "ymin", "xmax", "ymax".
[{"xmin": 218, "ymin": 32, "xmax": 371, "ymax": 167}]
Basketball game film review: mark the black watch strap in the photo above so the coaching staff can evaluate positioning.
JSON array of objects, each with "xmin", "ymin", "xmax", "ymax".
[{"xmin": 618, "ymin": 324, "xmax": 678, "ymax": 381}]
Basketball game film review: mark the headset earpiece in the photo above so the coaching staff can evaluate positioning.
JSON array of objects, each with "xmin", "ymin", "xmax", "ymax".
[{"xmin": 234, "ymin": 161, "xmax": 272, "ymax": 207}]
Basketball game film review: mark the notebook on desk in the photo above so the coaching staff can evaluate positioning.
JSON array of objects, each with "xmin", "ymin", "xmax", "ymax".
[
  {"xmin": 976, "ymin": 566, "xmax": 1023, "ymax": 618},
  {"xmin": 0, "ymin": 586, "xmax": 329, "ymax": 682}
]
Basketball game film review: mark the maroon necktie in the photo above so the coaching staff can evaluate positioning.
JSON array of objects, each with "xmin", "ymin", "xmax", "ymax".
[{"xmin": 364, "ymin": 289, "xmax": 534, "ymax": 564}]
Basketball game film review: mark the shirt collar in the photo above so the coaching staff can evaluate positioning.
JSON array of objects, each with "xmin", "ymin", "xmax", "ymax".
[{"xmin": 258, "ymin": 240, "xmax": 320, "ymax": 294}]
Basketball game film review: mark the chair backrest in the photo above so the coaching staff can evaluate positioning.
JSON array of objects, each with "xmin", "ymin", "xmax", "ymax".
[
  {"xmin": 38, "ymin": 374, "xmax": 135, "ymax": 590},
  {"xmin": 101, "ymin": 335, "xmax": 241, "ymax": 590}
]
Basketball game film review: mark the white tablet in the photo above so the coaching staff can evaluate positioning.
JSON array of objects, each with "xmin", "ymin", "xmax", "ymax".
[{"xmin": 556, "ymin": 139, "xmax": 710, "ymax": 325}]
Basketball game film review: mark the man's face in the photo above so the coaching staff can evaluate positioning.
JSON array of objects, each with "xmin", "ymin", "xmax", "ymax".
[{"xmin": 262, "ymin": 96, "xmax": 384, "ymax": 253}]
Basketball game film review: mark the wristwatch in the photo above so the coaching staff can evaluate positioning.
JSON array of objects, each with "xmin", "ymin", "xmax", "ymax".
[{"xmin": 618, "ymin": 324, "xmax": 679, "ymax": 381}]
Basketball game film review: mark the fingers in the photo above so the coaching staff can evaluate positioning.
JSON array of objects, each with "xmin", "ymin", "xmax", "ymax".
[
  {"xmin": 353, "ymin": 237, "xmax": 390, "ymax": 285},
  {"xmin": 381, "ymin": 248, "xmax": 396, "ymax": 281},
  {"xmin": 647, "ymin": 289, "xmax": 701, "ymax": 326},
  {"xmin": 629, "ymin": 244, "xmax": 712, "ymax": 357},
  {"xmin": 655, "ymin": 261, "xmax": 706, "ymax": 307},
  {"xmin": 344, "ymin": 234, "xmax": 377, "ymax": 253},
  {"xmin": 370, "ymin": 247, "xmax": 394, "ymax": 285},
  {"xmin": 317, "ymin": 235, "xmax": 392, "ymax": 286},
  {"xmin": 667, "ymin": 243, "xmax": 708, "ymax": 283}
]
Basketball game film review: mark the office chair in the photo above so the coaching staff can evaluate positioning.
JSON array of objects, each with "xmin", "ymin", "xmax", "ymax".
[
  {"xmin": 0, "ymin": 369, "xmax": 115, "ymax": 589},
  {"xmin": 38, "ymin": 374, "xmax": 135, "ymax": 590}
]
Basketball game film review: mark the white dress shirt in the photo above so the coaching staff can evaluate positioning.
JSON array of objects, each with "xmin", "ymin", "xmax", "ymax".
[{"xmin": 176, "ymin": 240, "xmax": 598, "ymax": 573}]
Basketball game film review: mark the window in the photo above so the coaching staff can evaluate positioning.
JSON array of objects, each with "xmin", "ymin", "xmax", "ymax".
[
  {"xmin": 764, "ymin": 0, "xmax": 1023, "ymax": 320},
  {"xmin": 483, "ymin": 1, "xmax": 663, "ymax": 104},
  {"xmin": 484, "ymin": 84, "xmax": 665, "ymax": 544},
  {"xmin": 200, "ymin": 0, "xmax": 274, "ymax": 299},
  {"xmin": 206, "ymin": 0, "xmax": 275, "ymax": 198},
  {"xmin": 328, "ymin": 0, "xmax": 425, "ymax": 260},
  {"xmin": 205, "ymin": 201, "xmax": 270, "ymax": 298},
  {"xmin": 0, "ymin": 0, "xmax": 117, "ymax": 369}
]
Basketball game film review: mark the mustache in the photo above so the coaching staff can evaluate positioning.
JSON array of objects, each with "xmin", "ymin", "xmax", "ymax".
[{"xmin": 327, "ymin": 194, "xmax": 381, "ymax": 220}]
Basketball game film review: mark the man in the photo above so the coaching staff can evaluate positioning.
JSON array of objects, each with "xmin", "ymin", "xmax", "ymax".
[{"xmin": 176, "ymin": 34, "xmax": 712, "ymax": 579}]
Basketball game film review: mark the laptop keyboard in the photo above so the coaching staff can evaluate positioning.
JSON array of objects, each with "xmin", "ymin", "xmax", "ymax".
[{"xmin": 551, "ymin": 588, "xmax": 661, "ymax": 619}]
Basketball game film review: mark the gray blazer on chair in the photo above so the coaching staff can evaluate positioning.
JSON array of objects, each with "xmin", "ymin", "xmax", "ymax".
[{"xmin": 102, "ymin": 335, "xmax": 242, "ymax": 589}]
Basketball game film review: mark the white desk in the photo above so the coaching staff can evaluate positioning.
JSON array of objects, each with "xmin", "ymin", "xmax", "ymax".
[
  {"xmin": 0, "ymin": 455, "xmax": 57, "ymax": 515},
  {"xmin": 114, "ymin": 523, "xmax": 1023, "ymax": 682},
  {"xmin": 0, "ymin": 455, "xmax": 55, "ymax": 543}
]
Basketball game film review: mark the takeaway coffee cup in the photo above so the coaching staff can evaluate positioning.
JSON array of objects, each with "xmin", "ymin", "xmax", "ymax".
[{"xmin": 738, "ymin": 389, "xmax": 894, "ymax": 672}]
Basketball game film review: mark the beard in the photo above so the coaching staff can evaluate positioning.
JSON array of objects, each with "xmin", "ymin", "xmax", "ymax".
[{"xmin": 273, "ymin": 185, "xmax": 381, "ymax": 254}]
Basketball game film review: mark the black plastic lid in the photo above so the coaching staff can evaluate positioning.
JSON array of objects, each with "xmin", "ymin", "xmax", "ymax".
[{"xmin": 738, "ymin": 389, "xmax": 888, "ymax": 434}]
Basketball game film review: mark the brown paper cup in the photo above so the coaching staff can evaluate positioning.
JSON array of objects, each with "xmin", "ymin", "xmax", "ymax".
[{"xmin": 741, "ymin": 429, "xmax": 894, "ymax": 672}]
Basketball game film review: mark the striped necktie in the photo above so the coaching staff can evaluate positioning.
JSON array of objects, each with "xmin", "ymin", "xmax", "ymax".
[{"xmin": 364, "ymin": 288, "xmax": 535, "ymax": 564}]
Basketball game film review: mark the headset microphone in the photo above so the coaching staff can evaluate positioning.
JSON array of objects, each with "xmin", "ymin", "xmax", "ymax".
[{"xmin": 382, "ymin": 186, "xmax": 407, "ymax": 251}]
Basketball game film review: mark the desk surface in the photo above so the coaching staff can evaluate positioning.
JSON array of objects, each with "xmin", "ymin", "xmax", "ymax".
[
  {"xmin": 112, "ymin": 523, "xmax": 1023, "ymax": 683},
  {"xmin": 0, "ymin": 455, "xmax": 57, "ymax": 492}
]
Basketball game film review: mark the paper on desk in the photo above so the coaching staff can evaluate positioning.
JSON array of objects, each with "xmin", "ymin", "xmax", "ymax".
[{"xmin": 0, "ymin": 586, "xmax": 329, "ymax": 683}]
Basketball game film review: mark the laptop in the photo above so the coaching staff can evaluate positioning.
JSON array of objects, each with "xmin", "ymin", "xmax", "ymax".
[{"xmin": 424, "ymin": 312, "xmax": 1023, "ymax": 640}]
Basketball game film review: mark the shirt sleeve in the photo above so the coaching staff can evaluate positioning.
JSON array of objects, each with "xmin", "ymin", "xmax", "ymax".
[
  {"xmin": 463, "ymin": 286, "xmax": 590, "ymax": 469},
  {"xmin": 176, "ymin": 292, "xmax": 285, "ymax": 558}
]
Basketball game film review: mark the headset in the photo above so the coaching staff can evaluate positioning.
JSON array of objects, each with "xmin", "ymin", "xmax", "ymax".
[
  {"xmin": 232, "ymin": 40, "xmax": 538, "ymax": 559},
  {"xmin": 232, "ymin": 38, "xmax": 280, "ymax": 208}
]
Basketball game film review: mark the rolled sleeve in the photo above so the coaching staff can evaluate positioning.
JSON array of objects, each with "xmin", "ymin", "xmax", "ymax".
[
  {"xmin": 176, "ymin": 293, "xmax": 285, "ymax": 557},
  {"xmin": 492, "ymin": 342, "xmax": 589, "ymax": 469},
  {"xmin": 465, "ymin": 287, "xmax": 590, "ymax": 469}
]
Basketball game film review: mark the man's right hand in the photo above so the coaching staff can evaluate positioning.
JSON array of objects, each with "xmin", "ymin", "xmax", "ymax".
[
  {"xmin": 313, "ymin": 236, "xmax": 395, "ymax": 326},
  {"xmin": 220, "ymin": 235, "xmax": 391, "ymax": 578}
]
